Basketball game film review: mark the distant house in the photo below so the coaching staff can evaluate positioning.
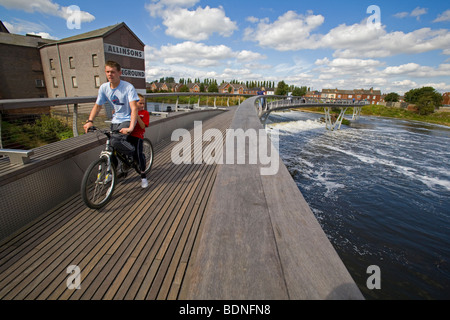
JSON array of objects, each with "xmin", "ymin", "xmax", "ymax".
[
  {"xmin": 149, "ymin": 82, "xmax": 169, "ymax": 92},
  {"xmin": 321, "ymin": 88, "xmax": 382, "ymax": 104},
  {"xmin": 187, "ymin": 83, "xmax": 201, "ymax": 93},
  {"xmin": 443, "ymin": 92, "xmax": 450, "ymax": 106},
  {"xmin": 305, "ymin": 90, "xmax": 321, "ymax": 98},
  {"xmin": 219, "ymin": 83, "xmax": 247, "ymax": 94}
]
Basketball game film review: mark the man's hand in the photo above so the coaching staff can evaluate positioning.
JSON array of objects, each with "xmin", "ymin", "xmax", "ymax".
[
  {"xmin": 119, "ymin": 128, "xmax": 132, "ymax": 135},
  {"xmin": 84, "ymin": 122, "xmax": 94, "ymax": 133}
]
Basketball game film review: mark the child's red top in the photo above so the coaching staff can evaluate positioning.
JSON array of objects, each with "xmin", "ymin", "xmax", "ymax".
[{"xmin": 131, "ymin": 110, "xmax": 150, "ymax": 139}]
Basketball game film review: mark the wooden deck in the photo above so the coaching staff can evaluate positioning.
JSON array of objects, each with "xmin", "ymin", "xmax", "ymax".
[{"xmin": 0, "ymin": 109, "xmax": 235, "ymax": 300}]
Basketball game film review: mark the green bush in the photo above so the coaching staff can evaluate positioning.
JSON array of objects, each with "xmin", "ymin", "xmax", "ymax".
[{"xmin": 1, "ymin": 115, "xmax": 73, "ymax": 149}]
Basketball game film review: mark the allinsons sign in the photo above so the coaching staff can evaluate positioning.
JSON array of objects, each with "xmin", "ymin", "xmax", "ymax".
[{"xmin": 104, "ymin": 43, "xmax": 144, "ymax": 60}]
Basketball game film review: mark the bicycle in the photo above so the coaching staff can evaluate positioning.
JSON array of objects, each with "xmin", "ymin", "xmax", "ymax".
[{"xmin": 81, "ymin": 127, "xmax": 154, "ymax": 209}]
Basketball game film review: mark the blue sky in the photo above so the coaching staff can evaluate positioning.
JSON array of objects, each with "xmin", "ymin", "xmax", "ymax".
[{"xmin": 1, "ymin": 0, "xmax": 450, "ymax": 94}]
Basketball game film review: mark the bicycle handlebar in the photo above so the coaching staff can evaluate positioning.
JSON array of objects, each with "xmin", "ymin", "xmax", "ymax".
[{"xmin": 88, "ymin": 126, "xmax": 121, "ymax": 135}]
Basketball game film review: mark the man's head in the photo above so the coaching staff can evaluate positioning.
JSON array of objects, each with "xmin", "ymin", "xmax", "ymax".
[{"xmin": 105, "ymin": 61, "xmax": 121, "ymax": 85}]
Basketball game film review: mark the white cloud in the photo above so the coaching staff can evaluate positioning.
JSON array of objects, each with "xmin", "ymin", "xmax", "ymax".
[
  {"xmin": 236, "ymin": 50, "xmax": 266, "ymax": 62},
  {"xmin": 383, "ymin": 63, "xmax": 421, "ymax": 75},
  {"xmin": 411, "ymin": 7, "xmax": 428, "ymax": 20},
  {"xmin": 146, "ymin": 1, "xmax": 237, "ymax": 41},
  {"xmin": 164, "ymin": 6, "xmax": 237, "ymax": 41},
  {"xmin": 434, "ymin": 10, "xmax": 450, "ymax": 23},
  {"xmin": 146, "ymin": 42, "xmax": 264, "ymax": 68},
  {"xmin": 422, "ymin": 82, "xmax": 450, "ymax": 91},
  {"xmin": 146, "ymin": 0, "xmax": 200, "ymax": 16},
  {"xmin": 244, "ymin": 11, "xmax": 325, "ymax": 51},
  {"xmin": 246, "ymin": 16, "xmax": 259, "ymax": 23},
  {"xmin": 394, "ymin": 7, "xmax": 428, "ymax": 20},
  {"xmin": 394, "ymin": 12, "xmax": 409, "ymax": 19},
  {"xmin": 321, "ymin": 58, "xmax": 383, "ymax": 69},
  {"xmin": 383, "ymin": 63, "xmax": 450, "ymax": 78},
  {"xmin": 246, "ymin": 10, "xmax": 450, "ymax": 58},
  {"xmin": 331, "ymin": 26, "xmax": 450, "ymax": 59},
  {"xmin": 0, "ymin": 0, "xmax": 95, "ymax": 23}
]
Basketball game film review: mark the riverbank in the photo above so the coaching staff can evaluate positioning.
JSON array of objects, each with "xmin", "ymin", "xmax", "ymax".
[{"xmin": 294, "ymin": 105, "xmax": 450, "ymax": 127}]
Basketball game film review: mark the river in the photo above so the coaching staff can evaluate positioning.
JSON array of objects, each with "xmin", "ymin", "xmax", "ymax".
[{"xmin": 265, "ymin": 110, "xmax": 450, "ymax": 300}]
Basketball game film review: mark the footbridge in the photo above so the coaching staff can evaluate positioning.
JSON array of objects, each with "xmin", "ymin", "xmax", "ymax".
[
  {"xmin": 0, "ymin": 93, "xmax": 364, "ymax": 301},
  {"xmin": 258, "ymin": 96, "xmax": 369, "ymax": 131}
]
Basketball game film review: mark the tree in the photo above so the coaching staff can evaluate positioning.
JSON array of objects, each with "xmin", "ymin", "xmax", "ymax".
[
  {"xmin": 208, "ymin": 82, "xmax": 218, "ymax": 93},
  {"xmin": 416, "ymin": 94, "xmax": 438, "ymax": 115},
  {"xmin": 275, "ymin": 81, "xmax": 288, "ymax": 95},
  {"xmin": 404, "ymin": 87, "xmax": 442, "ymax": 115},
  {"xmin": 292, "ymin": 86, "xmax": 307, "ymax": 97},
  {"xmin": 385, "ymin": 92, "xmax": 399, "ymax": 102},
  {"xmin": 179, "ymin": 85, "xmax": 189, "ymax": 92}
]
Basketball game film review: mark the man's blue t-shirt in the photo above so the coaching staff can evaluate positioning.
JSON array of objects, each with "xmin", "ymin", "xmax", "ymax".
[{"xmin": 96, "ymin": 80, "xmax": 139, "ymax": 124}]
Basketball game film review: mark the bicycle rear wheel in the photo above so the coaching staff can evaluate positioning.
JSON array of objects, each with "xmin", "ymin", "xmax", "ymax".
[
  {"xmin": 142, "ymin": 138, "xmax": 154, "ymax": 174},
  {"xmin": 81, "ymin": 157, "xmax": 116, "ymax": 209}
]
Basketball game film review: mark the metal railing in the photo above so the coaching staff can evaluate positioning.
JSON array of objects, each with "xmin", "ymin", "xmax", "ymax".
[{"xmin": 0, "ymin": 93, "xmax": 252, "ymax": 150}]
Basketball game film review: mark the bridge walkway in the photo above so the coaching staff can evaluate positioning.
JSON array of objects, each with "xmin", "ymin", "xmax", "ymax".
[{"xmin": 0, "ymin": 108, "xmax": 235, "ymax": 300}]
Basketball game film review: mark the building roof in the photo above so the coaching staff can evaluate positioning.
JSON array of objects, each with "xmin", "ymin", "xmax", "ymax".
[
  {"xmin": 323, "ymin": 88, "xmax": 382, "ymax": 95},
  {"xmin": 39, "ymin": 22, "xmax": 145, "ymax": 48},
  {"xmin": 0, "ymin": 21, "xmax": 10, "ymax": 33},
  {"xmin": 0, "ymin": 31, "xmax": 56, "ymax": 48}
]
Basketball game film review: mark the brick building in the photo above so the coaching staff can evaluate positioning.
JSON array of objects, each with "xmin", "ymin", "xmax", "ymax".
[
  {"xmin": 39, "ymin": 22, "xmax": 146, "ymax": 98},
  {"xmin": 0, "ymin": 22, "xmax": 55, "ymax": 99},
  {"xmin": 0, "ymin": 22, "xmax": 145, "ymax": 100}
]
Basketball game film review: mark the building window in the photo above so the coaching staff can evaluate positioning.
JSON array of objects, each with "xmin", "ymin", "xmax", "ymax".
[
  {"xmin": 69, "ymin": 57, "xmax": 75, "ymax": 69},
  {"xmin": 92, "ymin": 54, "xmax": 99, "ymax": 67},
  {"xmin": 35, "ymin": 79, "xmax": 45, "ymax": 88},
  {"xmin": 94, "ymin": 75, "xmax": 101, "ymax": 88},
  {"xmin": 50, "ymin": 59, "xmax": 55, "ymax": 70},
  {"xmin": 52, "ymin": 77, "xmax": 58, "ymax": 88},
  {"xmin": 72, "ymin": 76, "xmax": 78, "ymax": 88}
]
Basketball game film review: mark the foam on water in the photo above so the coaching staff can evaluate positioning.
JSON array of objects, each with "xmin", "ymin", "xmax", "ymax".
[{"xmin": 269, "ymin": 111, "xmax": 450, "ymax": 299}]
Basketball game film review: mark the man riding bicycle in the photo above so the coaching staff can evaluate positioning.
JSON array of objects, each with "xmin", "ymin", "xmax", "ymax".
[{"xmin": 83, "ymin": 60, "xmax": 140, "ymax": 174}]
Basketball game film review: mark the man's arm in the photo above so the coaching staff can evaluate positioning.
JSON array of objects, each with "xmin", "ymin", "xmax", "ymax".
[
  {"xmin": 120, "ymin": 100, "xmax": 138, "ymax": 135},
  {"xmin": 83, "ymin": 103, "xmax": 102, "ymax": 133}
]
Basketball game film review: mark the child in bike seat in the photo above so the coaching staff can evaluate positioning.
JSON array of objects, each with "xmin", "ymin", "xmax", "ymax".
[{"xmin": 129, "ymin": 94, "xmax": 150, "ymax": 188}]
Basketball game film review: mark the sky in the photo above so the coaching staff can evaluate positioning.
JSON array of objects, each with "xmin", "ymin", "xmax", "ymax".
[{"xmin": 1, "ymin": 0, "xmax": 450, "ymax": 94}]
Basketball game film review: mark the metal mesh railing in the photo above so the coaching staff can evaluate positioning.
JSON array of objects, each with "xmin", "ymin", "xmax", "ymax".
[{"xmin": 0, "ymin": 93, "xmax": 249, "ymax": 151}]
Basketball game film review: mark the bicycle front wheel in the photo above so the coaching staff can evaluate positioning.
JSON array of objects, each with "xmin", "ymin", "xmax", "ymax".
[{"xmin": 81, "ymin": 157, "xmax": 116, "ymax": 209}]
